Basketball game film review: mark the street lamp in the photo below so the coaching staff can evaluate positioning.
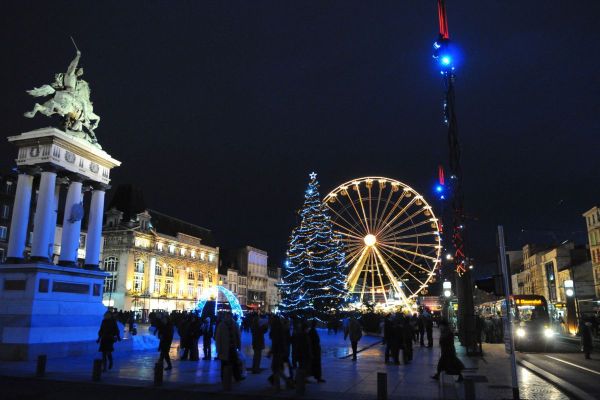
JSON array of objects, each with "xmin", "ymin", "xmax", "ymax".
[
  {"xmin": 564, "ymin": 279, "xmax": 574, "ymax": 297},
  {"xmin": 443, "ymin": 281, "xmax": 452, "ymax": 298}
]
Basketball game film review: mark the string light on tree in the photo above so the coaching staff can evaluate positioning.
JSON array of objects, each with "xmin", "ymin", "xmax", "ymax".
[{"xmin": 278, "ymin": 172, "xmax": 348, "ymax": 321}]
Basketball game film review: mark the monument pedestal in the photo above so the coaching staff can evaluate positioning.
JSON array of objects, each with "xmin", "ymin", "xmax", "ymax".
[{"xmin": 0, "ymin": 263, "xmax": 108, "ymax": 361}]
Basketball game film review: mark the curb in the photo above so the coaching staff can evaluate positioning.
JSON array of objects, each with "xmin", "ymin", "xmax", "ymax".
[{"xmin": 518, "ymin": 359, "xmax": 595, "ymax": 400}]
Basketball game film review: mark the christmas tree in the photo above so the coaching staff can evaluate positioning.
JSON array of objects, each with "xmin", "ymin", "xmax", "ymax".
[{"xmin": 278, "ymin": 172, "xmax": 348, "ymax": 321}]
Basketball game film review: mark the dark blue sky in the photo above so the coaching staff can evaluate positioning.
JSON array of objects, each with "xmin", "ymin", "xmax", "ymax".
[{"xmin": 2, "ymin": 1, "xmax": 599, "ymax": 272}]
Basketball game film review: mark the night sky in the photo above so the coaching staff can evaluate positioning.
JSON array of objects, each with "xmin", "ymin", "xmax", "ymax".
[{"xmin": 2, "ymin": 1, "xmax": 599, "ymax": 274}]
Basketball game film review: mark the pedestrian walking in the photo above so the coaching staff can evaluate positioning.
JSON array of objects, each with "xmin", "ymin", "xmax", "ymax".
[
  {"xmin": 201, "ymin": 317, "xmax": 213, "ymax": 360},
  {"xmin": 215, "ymin": 313, "xmax": 243, "ymax": 382},
  {"xmin": 431, "ymin": 320, "xmax": 464, "ymax": 381},
  {"xmin": 309, "ymin": 320, "xmax": 325, "ymax": 382},
  {"xmin": 579, "ymin": 320, "xmax": 593, "ymax": 359},
  {"xmin": 418, "ymin": 311, "xmax": 425, "ymax": 347},
  {"xmin": 402, "ymin": 315, "xmax": 413, "ymax": 364},
  {"xmin": 344, "ymin": 316, "xmax": 362, "ymax": 361},
  {"xmin": 157, "ymin": 315, "xmax": 174, "ymax": 371},
  {"xmin": 97, "ymin": 311, "xmax": 121, "ymax": 372},
  {"xmin": 383, "ymin": 316, "xmax": 393, "ymax": 363},
  {"xmin": 268, "ymin": 315, "xmax": 293, "ymax": 387},
  {"xmin": 178, "ymin": 315, "xmax": 191, "ymax": 360},
  {"xmin": 390, "ymin": 315, "xmax": 402, "ymax": 365},
  {"xmin": 251, "ymin": 315, "xmax": 268, "ymax": 373},
  {"xmin": 188, "ymin": 314, "xmax": 201, "ymax": 361},
  {"xmin": 424, "ymin": 309, "xmax": 434, "ymax": 347}
]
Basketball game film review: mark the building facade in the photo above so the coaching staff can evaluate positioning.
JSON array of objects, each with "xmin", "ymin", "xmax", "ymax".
[
  {"xmin": 583, "ymin": 206, "xmax": 600, "ymax": 299},
  {"xmin": 511, "ymin": 242, "xmax": 592, "ymax": 318},
  {"xmin": 101, "ymin": 205, "xmax": 219, "ymax": 316},
  {"xmin": 220, "ymin": 246, "xmax": 279, "ymax": 311}
]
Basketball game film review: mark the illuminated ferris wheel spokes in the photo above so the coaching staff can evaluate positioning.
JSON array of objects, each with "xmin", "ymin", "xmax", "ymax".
[{"xmin": 323, "ymin": 177, "xmax": 441, "ymax": 307}]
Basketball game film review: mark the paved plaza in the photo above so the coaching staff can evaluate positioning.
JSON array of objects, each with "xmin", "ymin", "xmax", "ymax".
[{"xmin": 0, "ymin": 327, "xmax": 570, "ymax": 399}]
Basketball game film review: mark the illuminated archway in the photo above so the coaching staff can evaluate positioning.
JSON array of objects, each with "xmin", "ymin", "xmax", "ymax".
[{"xmin": 196, "ymin": 285, "xmax": 243, "ymax": 324}]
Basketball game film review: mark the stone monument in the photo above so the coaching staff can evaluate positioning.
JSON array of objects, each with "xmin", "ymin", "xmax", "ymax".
[{"xmin": 0, "ymin": 46, "xmax": 121, "ymax": 360}]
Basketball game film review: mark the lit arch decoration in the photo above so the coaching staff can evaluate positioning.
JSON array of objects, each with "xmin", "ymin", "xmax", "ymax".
[{"xmin": 196, "ymin": 285, "xmax": 243, "ymax": 325}]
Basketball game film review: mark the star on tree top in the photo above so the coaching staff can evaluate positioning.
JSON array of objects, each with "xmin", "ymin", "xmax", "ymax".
[{"xmin": 309, "ymin": 172, "xmax": 317, "ymax": 180}]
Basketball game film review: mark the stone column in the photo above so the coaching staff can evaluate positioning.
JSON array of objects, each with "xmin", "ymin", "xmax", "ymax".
[
  {"xmin": 58, "ymin": 178, "xmax": 84, "ymax": 266},
  {"xmin": 6, "ymin": 171, "xmax": 34, "ymax": 262},
  {"xmin": 30, "ymin": 170, "xmax": 57, "ymax": 261},
  {"xmin": 47, "ymin": 183, "xmax": 61, "ymax": 263},
  {"xmin": 84, "ymin": 185, "xmax": 106, "ymax": 269}
]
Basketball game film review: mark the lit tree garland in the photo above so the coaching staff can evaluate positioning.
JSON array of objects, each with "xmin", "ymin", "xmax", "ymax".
[{"xmin": 278, "ymin": 172, "xmax": 348, "ymax": 321}]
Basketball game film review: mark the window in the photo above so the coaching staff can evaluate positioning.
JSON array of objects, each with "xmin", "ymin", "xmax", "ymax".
[
  {"xmin": 103, "ymin": 256, "xmax": 119, "ymax": 272},
  {"xmin": 1, "ymin": 204, "xmax": 10, "ymax": 219},
  {"xmin": 78, "ymin": 234, "xmax": 86, "ymax": 249},
  {"xmin": 200, "ymin": 252, "xmax": 206, "ymax": 260},
  {"xmin": 0, "ymin": 226, "xmax": 7, "ymax": 240},
  {"xmin": 191, "ymin": 250, "xmax": 196, "ymax": 258},
  {"xmin": 208, "ymin": 272, "xmax": 213, "ymax": 282},
  {"xmin": 5, "ymin": 181, "xmax": 12, "ymax": 194},
  {"xmin": 168, "ymin": 244, "xmax": 175, "ymax": 254},
  {"xmin": 155, "ymin": 262, "xmax": 162, "ymax": 276},
  {"xmin": 165, "ymin": 280, "xmax": 173, "ymax": 294},
  {"xmin": 188, "ymin": 270, "xmax": 195, "ymax": 280},
  {"xmin": 154, "ymin": 279, "xmax": 161, "ymax": 293},
  {"xmin": 104, "ymin": 275, "xmax": 117, "ymax": 293},
  {"xmin": 157, "ymin": 242, "xmax": 163, "ymax": 252},
  {"xmin": 188, "ymin": 284, "xmax": 195, "ymax": 297},
  {"xmin": 208, "ymin": 253, "xmax": 215, "ymax": 262},
  {"xmin": 166, "ymin": 266, "xmax": 174, "ymax": 277},
  {"xmin": 0, "ymin": 248, "xmax": 4, "ymax": 262},
  {"xmin": 197, "ymin": 283, "xmax": 204, "ymax": 298},
  {"xmin": 134, "ymin": 259, "xmax": 145, "ymax": 273},
  {"xmin": 133, "ymin": 274, "xmax": 144, "ymax": 292},
  {"xmin": 180, "ymin": 248, "xmax": 186, "ymax": 256},
  {"xmin": 198, "ymin": 272, "xmax": 204, "ymax": 281}
]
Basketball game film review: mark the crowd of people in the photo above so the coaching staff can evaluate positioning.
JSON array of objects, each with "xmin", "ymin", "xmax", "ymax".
[{"xmin": 96, "ymin": 307, "xmax": 470, "ymax": 386}]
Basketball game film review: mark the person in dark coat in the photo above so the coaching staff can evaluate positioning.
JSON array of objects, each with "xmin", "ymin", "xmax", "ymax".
[
  {"xmin": 579, "ymin": 320, "xmax": 593, "ymax": 359},
  {"xmin": 383, "ymin": 316, "xmax": 393, "ymax": 363},
  {"xmin": 157, "ymin": 315, "xmax": 174, "ymax": 370},
  {"xmin": 344, "ymin": 316, "xmax": 362, "ymax": 361},
  {"xmin": 296, "ymin": 321, "xmax": 312, "ymax": 373},
  {"xmin": 402, "ymin": 315, "xmax": 413, "ymax": 364},
  {"xmin": 268, "ymin": 315, "xmax": 293, "ymax": 387},
  {"xmin": 201, "ymin": 317, "xmax": 213, "ymax": 360},
  {"xmin": 251, "ymin": 315, "xmax": 268, "ymax": 373},
  {"xmin": 431, "ymin": 319, "xmax": 464, "ymax": 381},
  {"xmin": 390, "ymin": 316, "xmax": 402, "ymax": 365},
  {"xmin": 424, "ymin": 309, "xmax": 434, "ymax": 347},
  {"xmin": 418, "ymin": 312, "xmax": 426, "ymax": 347},
  {"xmin": 97, "ymin": 311, "xmax": 121, "ymax": 372},
  {"xmin": 308, "ymin": 320, "xmax": 325, "ymax": 382},
  {"xmin": 188, "ymin": 314, "xmax": 201, "ymax": 361},
  {"xmin": 178, "ymin": 316, "xmax": 191, "ymax": 360}
]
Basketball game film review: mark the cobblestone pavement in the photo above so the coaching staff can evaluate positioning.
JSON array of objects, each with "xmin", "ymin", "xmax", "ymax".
[{"xmin": 0, "ymin": 328, "xmax": 570, "ymax": 399}]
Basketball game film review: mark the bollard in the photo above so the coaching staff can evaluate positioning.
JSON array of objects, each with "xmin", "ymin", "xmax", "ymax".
[
  {"xmin": 295, "ymin": 368, "xmax": 306, "ymax": 395},
  {"xmin": 464, "ymin": 377, "xmax": 475, "ymax": 400},
  {"xmin": 154, "ymin": 362, "xmax": 163, "ymax": 386},
  {"xmin": 377, "ymin": 372, "xmax": 387, "ymax": 400},
  {"xmin": 222, "ymin": 365, "xmax": 233, "ymax": 391},
  {"xmin": 36, "ymin": 355, "xmax": 47, "ymax": 377},
  {"xmin": 92, "ymin": 359, "xmax": 102, "ymax": 381}
]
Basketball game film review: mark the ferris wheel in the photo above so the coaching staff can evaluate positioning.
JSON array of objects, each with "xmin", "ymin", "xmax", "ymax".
[{"xmin": 322, "ymin": 177, "xmax": 442, "ymax": 308}]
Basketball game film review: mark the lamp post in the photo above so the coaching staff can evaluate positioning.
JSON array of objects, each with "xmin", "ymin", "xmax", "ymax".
[{"xmin": 564, "ymin": 279, "xmax": 578, "ymax": 334}]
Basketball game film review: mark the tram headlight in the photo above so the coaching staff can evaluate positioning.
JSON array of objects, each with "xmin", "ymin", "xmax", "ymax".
[
  {"xmin": 516, "ymin": 328, "xmax": 526, "ymax": 338},
  {"xmin": 544, "ymin": 328, "xmax": 555, "ymax": 338}
]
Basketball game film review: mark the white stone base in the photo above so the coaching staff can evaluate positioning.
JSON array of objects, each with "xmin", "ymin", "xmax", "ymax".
[{"xmin": 0, "ymin": 263, "xmax": 108, "ymax": 361}]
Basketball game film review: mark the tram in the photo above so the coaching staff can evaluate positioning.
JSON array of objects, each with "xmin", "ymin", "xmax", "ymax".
[{"xmin": 478, "ymin": 295, "xmax": 556, "ymax": 351}]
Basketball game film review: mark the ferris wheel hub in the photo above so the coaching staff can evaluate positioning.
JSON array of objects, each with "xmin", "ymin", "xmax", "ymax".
[{"xmin": 364, "ymin": 234, "xmax": 377, "ymax": 247}]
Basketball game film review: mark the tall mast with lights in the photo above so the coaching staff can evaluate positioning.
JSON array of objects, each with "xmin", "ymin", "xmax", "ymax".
[{"xmin": 433, "ymin": 0, "xmax": 477, "ymax": 353}]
